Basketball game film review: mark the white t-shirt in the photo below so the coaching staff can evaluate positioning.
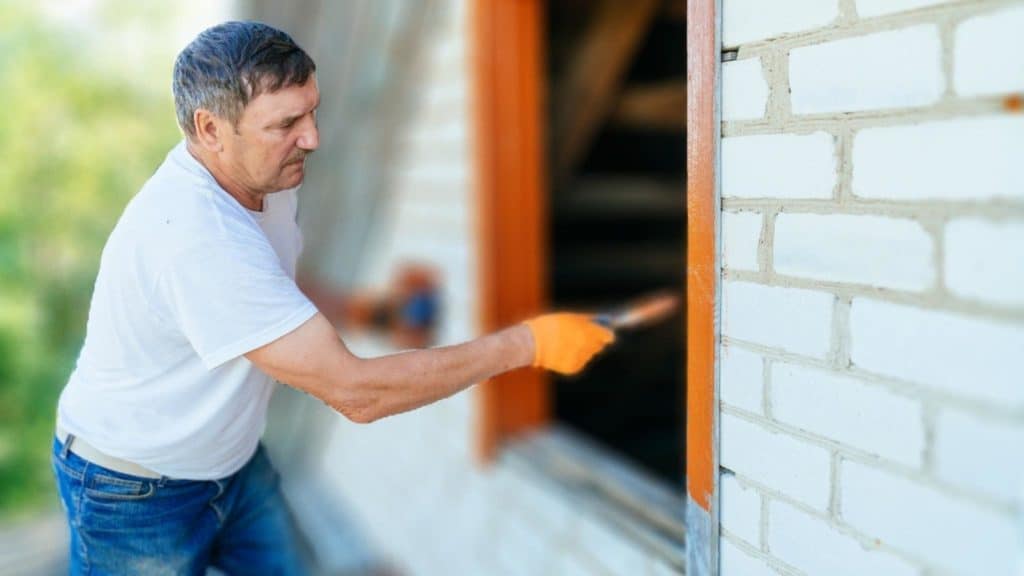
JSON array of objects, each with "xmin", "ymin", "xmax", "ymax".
[{"xmin": 56, "ymin": 141, "xmax": 318, "ymax": 480}]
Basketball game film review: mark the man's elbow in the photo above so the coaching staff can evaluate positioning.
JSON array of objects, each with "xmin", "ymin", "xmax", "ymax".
[
  {"xmin": 340, "ymin": 406, "xmax": 379, "ymax": 424},
  {"xmin": 326, "ymin": 383, "xmax": 382, "ymax": 424}
]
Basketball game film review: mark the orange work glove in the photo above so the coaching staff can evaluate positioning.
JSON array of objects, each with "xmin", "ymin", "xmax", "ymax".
[{"xmin": 522, "ymin": 313, "xmax": 615, "ymax": 375}]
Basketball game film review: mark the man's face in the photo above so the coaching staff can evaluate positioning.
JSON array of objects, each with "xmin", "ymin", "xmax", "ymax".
[{"xmin": 220, "ymin": 76, "xmax": 320, "ymax": 195}]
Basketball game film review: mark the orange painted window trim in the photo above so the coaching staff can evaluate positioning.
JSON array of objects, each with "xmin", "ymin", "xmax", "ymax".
[
  {"xmin": 471, "ymin": 0, "xmax": 549, "ymax": 462},
  {"xmin": 686, "ymin": 0, "xmax": 719, "ymax": 516}
]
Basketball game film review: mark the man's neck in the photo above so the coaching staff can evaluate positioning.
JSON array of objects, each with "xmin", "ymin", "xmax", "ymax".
[{"xmin": 185, "ymin": 141, "xmax": 264, "ymax": 212}]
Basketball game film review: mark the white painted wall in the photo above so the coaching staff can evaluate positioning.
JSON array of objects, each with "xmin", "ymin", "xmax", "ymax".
[
  {"xmin": 720, "ymin": 0, "xmax": 1024, "ymax": 574},
  {"xmin": 299, "ymin": 1, "xmax": 679, "ymax": 574}
]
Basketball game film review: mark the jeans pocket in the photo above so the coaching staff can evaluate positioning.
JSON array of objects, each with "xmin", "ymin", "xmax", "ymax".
[{"xmin": 85, "ymin": 473, "xmax": 155, "ymax": 502}]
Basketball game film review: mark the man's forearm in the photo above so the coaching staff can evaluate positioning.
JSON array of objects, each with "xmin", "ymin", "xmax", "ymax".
[{"xmin": 332, "ymin": 325, "xmax": 535, "ymax": 422}]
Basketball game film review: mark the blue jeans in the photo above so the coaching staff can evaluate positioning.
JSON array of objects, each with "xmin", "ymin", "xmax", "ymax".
[{"xmin": 51, "ymin": 436, "xmax": 307, "ymax": 575}]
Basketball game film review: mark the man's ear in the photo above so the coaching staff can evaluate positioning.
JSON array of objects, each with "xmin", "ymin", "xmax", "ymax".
[{"xmin": 193, "ymin": 108, "xmax": 225, "ymax": 152}]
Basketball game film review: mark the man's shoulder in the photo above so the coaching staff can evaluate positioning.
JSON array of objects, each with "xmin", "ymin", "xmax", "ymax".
[{"xmin": 115, "ymin": 164, "xmax": 261, "ymax": 264}]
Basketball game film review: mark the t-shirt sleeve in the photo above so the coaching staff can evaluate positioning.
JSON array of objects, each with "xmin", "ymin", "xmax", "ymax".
[{"xmin": 156, "ymin": 238, "xmax": 318, "ymax": 369}]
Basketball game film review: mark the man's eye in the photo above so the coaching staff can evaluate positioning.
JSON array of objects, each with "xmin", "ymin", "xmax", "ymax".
[{"xmin": 280, "ymin": 119, "xmax": 296, "ymax": 129}]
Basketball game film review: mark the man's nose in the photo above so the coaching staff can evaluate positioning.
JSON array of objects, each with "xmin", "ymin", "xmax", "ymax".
[{"xmin": 297, "ymin": 119, "xmax": 319, "ymax": 151}]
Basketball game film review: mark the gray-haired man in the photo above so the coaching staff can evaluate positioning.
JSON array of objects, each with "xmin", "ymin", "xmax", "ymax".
[{"xmin": 52, "ymin": 20, "xmax": 612, "ymax": 574}]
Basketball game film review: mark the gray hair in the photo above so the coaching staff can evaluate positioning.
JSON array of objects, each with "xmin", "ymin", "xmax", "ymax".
[{"xmin": 172, "ymin": 21, "xmax": 316, "ymax": 139}]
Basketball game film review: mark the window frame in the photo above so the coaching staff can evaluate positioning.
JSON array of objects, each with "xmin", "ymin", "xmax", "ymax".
[{"xmin": 471, "ymin": 0, "xmax": 721, "ymax": 573}]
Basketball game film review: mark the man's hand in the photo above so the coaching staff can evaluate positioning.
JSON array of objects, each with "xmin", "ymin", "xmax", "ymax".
[{"xmin": 523, "ymin": 313, "xmax": 615, "ymax": 375}]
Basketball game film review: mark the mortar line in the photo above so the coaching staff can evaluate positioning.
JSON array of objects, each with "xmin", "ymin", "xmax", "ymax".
[
  {"xmin": 759, "ymin": 209, "xmax": 778, "ymax": 280},
  {"xmin": 836, "ymin": 126, "xmax": 855, "ymax": 203},
  {"xmin": 723, "ymin": 270, "xmax": 1024, "ymax": 325},
  {"xmin": 829, "ymin": 452, "xmax": 842, "ymax": 519},
  {"xmin": 760, "ymin": 493, "xmax": 770, "ymax": 552},
  {"xmin": 831, "ymin": 296, "xmax": 852, "ymax": 370},
  {"xmin": 838, "ymin": 0, "xmax": 858, "ymax": 24},
  {"xmin": 722, "ymin": 95, "xmax": 1020, "ymax": 136},
  {"xmin": 938, "ymin": 14, "xmax": 957, "ymax": 101},
  {"xmin": 720, "ymin": 198, "xmax": 1024, "ymax": 221},
  {"xmin": 724, "ymin": 0, "xmax": 1016, "ymax": 55}
]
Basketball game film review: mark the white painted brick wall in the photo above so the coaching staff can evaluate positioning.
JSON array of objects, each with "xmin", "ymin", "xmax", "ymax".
[
  {"xmin": 857, "ymin": 0, "xmax": 959, "ymax": 18},
  {"xmin": 934, "ymin": 409, "xmax": 1024, "ymax": 502},
  {"xmin": 722, "ymin": 57, "xmax": 769, "ymax": 121},
  {"xmin": 720, "ymin": 345, "xmax": 764, "ymax": 414},
  {"xmin": 720, "ymin": 3, "xmax": 1024, "ymax": 575},
  {"xmin": 945, "ymin": 218, "xmax": 1024, "ymax": 308},
  {"xmin": 723, "ymin": 281, "xmax": 834, "ymax": 357},
  {"xmin": 721, "ymin": 413, "xmax": 832, "ymax": 509},
  {"xmin": 842, "ymin": 460, "xmax": 1019, "ymax": 575},
  {"xmin": 773, "ymin": 213, "xmax": 935, "ymax": 291},
  {"xmin": 768, "ymin": 499, "xmax": 917, "ymax": 576},
  {"xmin": 772, "ymin": 363, "xmax": 925, "ymax": 466},
  {"xmin": 853, "ymin": 116, "xmax": 1024, "ymax": 201},
  {"xmin": 722, "ymin": 132, "xmax": 835, "ymax": 199},
  {"xmin": 790, "ymin": 26, "xmax": 943, "ymax": 114},
  {"xmin": 723, "ymin": 0, "xmax": 839, "ymax": 47},
  {"xmin": 849, "ymin": 298, "xmax": 1024, "ymax": 406},
  {"xmin": 720, "ymin": 538, "xmax": 777, "ymax": 576},
  {"xmin": 722, "ymin": 211, "xmax": 762, "ymax": 272},
  {"xmin": 954, "ymin": 5, "xmax": 1024, "ymax": 96},
  {"xmin": 720, "ymin": 473, "xmax": 762, "ymax": 546}
]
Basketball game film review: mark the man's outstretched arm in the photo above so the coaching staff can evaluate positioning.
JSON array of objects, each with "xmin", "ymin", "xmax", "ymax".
[{"xmin": 245, "ymin": 312, "xmax": 613, "ymax": 423}]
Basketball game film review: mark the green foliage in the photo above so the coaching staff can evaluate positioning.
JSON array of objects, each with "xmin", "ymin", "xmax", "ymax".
[{"xmin": 0, "ymin": 2, "xmax": 182, "ymax": 518}]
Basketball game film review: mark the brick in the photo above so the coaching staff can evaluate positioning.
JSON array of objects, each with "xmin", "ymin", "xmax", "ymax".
[
  {"xmin": 772, "ymin": 363, "xmax": 925, "ymax": 466},
  {"xmin": 723, "ymin": 57, "xmax": 769, "ymax": 120},
  {"xmin": 721, "ymin": 413, "xmax": 832, "ymax": 509},
  {"xmin": 723, "ymin": 211, "xmax": 762, "ymax": 272},
  {"xmin": 721, "ymin": 472, "xmax": 762, "ymax": 546},
  {"xmin": 774, "ymin": 213, "xmax": 934, "ymax": 291},
  {"xmin": 849, "ymin": 298, "xmax": 1024, "ymax": 406},
  {"xmin": 723, "ymin": 0, "xmax": 839, "ymax": 47},
  {"xmin": 934, "ymin": 409, "xmax": 1024, "ymax": 503},
  {"xmin": 722, "ymin": 132, "xmax": 835, "ymax": 199},
  {"xmin": 857, "ymin": 0, "xmax": 958, "ymax": 17},
  {"xmin": 955, "ymin": 5, "xmax": 1024, "ymax": 97},
  {"xmin": 853, "ymin": 116, "xmax": 1024, "ymax": 201},
  {"xmin": 769, "ymin": 500, "xmax": 918, "ymax": 576},
  {"xmin": 841, "ymin": 460, "xmax": 1018, "ymax": 574},
  {"xmin": 721, "ymin": 345, "xmax": 764, "ymax": 414},
  {"xmin": 720, "ymin": 537, "xmax": 778, "ymax": 576},
  {"xmin": 723, "ymin": 281, "xmax": 834, "ymax": 358},
  {"xmin": 790, "ymin": 26, "xmax": 943, "ymax": 114},
  {"xmin": 944, "ymin": 218, "xmax": 1024, "ymax": 308}
]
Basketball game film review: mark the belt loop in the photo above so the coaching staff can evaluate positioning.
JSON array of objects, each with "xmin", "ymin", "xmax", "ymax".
[{"xmin": 60, "ymin": 434, "xmax": 75, "ymax": 459}]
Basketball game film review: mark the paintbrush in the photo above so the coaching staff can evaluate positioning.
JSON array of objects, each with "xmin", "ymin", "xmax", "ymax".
[{"xmin": 594, "ymin": 291, "xmax": 680, "ymax": 330}]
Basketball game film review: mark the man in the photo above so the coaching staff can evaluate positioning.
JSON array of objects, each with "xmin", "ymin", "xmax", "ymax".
[{"xmin": 52, "ymin": 21, "xmax": 613, "ymax": 575}]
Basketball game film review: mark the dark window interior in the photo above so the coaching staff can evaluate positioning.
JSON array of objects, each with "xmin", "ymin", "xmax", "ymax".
[{"xmin": 547, "ymin": 0, "xmax": 687, "ymax": 486}]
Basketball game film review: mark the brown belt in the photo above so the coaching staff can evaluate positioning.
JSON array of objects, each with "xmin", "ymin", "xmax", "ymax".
[{"xmin": 56, "ymin": 424, "xmax": 162, "ymax": 479}]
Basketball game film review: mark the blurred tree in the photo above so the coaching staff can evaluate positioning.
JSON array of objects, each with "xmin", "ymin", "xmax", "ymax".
[{"xmin": 0, "ymin": 1, "xmax": 182, "ymax": 518}]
